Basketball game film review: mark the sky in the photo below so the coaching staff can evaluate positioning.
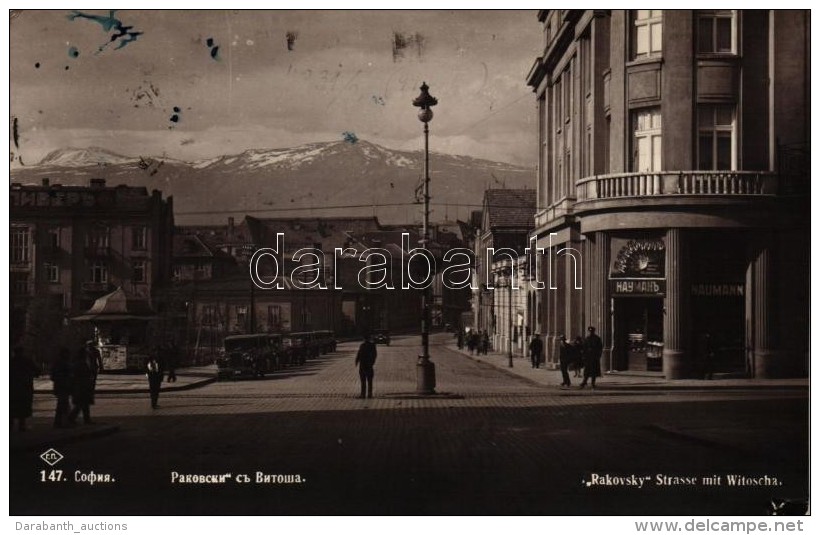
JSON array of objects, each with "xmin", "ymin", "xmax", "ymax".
[{"xmin": 10, "ymin": 10, "xmax": 543, "ymax": 167}]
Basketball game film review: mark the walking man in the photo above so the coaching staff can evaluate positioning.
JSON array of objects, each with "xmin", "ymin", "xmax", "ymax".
[
  {"xmin": 558, "ymin": 335, "xmax": 575, "ymax": 387},
  {"xmin": 580, "ymin": 326, "xmax": 603, "ymax": 389},
  {"xmin": 68, "ymin": 346, "xmax": 94, "ymax": 424},
  {"xmin": 355, "ymin": 333, "xmax": 378, "ymax": 399},
  {"xmin": 529, "ymin": 332, "xmax": 544, "ymax": 369}
]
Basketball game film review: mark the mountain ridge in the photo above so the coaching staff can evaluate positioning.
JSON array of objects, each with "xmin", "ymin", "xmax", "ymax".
[{"xmin": 12, "ymin": 139, "xmax": 534, "ymax": 225}]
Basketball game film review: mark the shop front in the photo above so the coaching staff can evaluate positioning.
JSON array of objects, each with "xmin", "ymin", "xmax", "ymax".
[{"xmin": 609, "ymin": 235, "xmax": 666, "ymax": 373}]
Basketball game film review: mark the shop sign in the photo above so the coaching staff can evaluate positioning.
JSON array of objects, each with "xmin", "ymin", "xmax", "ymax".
[
  {"xmin": 610, "ymin": 237, "xmax": 665, "ymax": 279},
  {"xmin": 691, "ymin": 284, "xmax": 744, "ymax": 297},
  {"xmin": 610, "ymin": 279, "xmax": 666, "ymax": 296}
]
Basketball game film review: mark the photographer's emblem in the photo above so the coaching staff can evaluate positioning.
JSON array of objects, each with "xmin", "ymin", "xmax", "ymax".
[{"xmin": 40, "ymin": 448, "xmax": 64, "ymax": 467}]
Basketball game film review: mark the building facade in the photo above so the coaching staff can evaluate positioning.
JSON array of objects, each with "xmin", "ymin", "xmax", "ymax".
[
  {"xmin": 526, "ymin": 10, "xmax": 809, "ymax": 378},
  {"xmin": 10, "ymin": 178, "xmax": 174, "ymax": 362}
]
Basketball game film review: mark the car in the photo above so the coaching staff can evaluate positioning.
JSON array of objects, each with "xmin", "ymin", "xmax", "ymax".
[{"xmin": 372, "ymin": 329, "xmax": 390, "ymax": 346}]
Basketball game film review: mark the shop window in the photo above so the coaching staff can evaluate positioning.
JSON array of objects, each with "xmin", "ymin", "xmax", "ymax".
[
  {"xmin": 88, "ymin": 224, "xmax": 109, "ymax": 248},
  {"xmin": 632, "ymin": 107, "xmax": 662, "ymax": 172},
  {"xmin": 632, "ymin": 10, "xmax": 663, "ymax": 59},
  {"xmin": 268, "ymin": 305, "xmax": 282, "ymax": 330},
  {"xmin": 697, "ymin": 11, "xmax": 735, "ymax": 54},
  {"xmin": 698, "ymin": 105, "xmax": 735, "ymax": 170}
]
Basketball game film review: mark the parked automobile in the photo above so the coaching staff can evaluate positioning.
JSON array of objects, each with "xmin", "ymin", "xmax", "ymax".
[
  {"xmin": 217, "ymin": 334, "xmax": 279, "ymax": 380},
  {"xmin": 314, "ymin": 330, "xmax": 337, "ymax": 353},
  {"xmin": 373, "ymin": 329, "xmax": 391, "ymax": 346}
]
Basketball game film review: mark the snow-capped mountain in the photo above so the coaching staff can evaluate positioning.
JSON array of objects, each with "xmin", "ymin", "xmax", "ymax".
[
  {"xmin": 11, "ymin": 139, "xmax": 533, "ymax": 224},
  {"xmin": 37, "ymin": 147, "xmax": 136, "ymax": 167}
]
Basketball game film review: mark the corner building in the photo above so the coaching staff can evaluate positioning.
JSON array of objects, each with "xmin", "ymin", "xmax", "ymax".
[{"xmin": 526, "ymin": 10, "xmax": 809, "ymax": 379}]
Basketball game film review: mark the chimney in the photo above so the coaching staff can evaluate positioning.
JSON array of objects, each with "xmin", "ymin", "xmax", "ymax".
[
  {"xmin": 42, "ymin": 178, "xmax": 50, "ymax": 187},
  {"xmin": 228, "ymin": 217, "xmax": 235, "ymax": 239},
  {"xmin": 90, "ymin": 178, "xmax": 106, "ymax": 188}
]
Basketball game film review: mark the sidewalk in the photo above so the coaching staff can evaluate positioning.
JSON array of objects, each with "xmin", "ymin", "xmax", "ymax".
[
  {"xmin": 449, "ymin": 344, "xmax": 808, "ymax": 391},
  {"xmin": 33, "ymin": 364, "xmax": 217, "ymax": 394}
]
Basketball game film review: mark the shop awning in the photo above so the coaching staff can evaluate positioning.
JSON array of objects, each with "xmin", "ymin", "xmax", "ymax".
[{"xmin": 72, "ymin": 287, "xmax": 157, "ymax": 322}]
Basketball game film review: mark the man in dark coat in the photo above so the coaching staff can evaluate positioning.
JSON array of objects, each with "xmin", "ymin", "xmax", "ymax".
[
  {"xmin": 580, "ymin": 326, "xmax": 603, "ymax": 389},
  {"xmin": 68, "ymin": 347, "xmax": 95, "ymax": 424},
  {"xmin": 50, "ymin": 347, "xmax": 73, "ymax": 428},
  {"xmin": 146, "ymin": 355, "xmax": 163, "ymax": 409},
  {"xmin": 354, "ymin": 334, "xmax": 378, "ymax": 399},
  {"xmin": 558, "ymin": 335, "xmax": 576, "ymax": 387},
  {"xmin": 10, "ymin": 346, "xmax": 39, "ymax": 431},
  {"xmin": 165, "ymin": 341, "xmax": 179, "ymax": 382},
  {"xmin": 481, "ymin": 330, "xmax": 490, "ymax": 355},
  {"xmin": 529, "ymin": 332, "xmax": 544, "ymax": 369}
]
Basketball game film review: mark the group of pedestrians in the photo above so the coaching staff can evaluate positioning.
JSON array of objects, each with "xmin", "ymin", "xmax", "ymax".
[
  {"xmin": 50, "ymin": 341, "xmax": 103, "ymax": 428},
  {"xmin": 559, "ymin": 326, "xmax": 603, "ymax": 389},
  {"xmin": 460, "ymin": 329, "xmax": 490, "ymax": 355}
]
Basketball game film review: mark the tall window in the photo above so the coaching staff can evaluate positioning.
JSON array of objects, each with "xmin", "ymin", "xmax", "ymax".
[
  {"xmin": 11, "ymin": 272, "xmax": 29, "ymax": 296},
  {"xmin": 697, "ymin": 11, "xmax": 735, "ymax": 54},
  {"xmin": 11, "ymin": 227, "xmax": 30, "ymax": 264},
  {"xmin": 632, "ymin": 10, "xmax": 663, "ymax": 59},
  {"xmin": 268, "ymin": 305, "xmax": 282, "ymax": 330},
  {"xmin": 632, "ymin": 108, "xmax": 662, "ymax": 172},
  {"xmin": 88, "ymin": 224, "xmax": 109, "ymax": 248},
  {"xmin": 132, "ymin": 226, "xmax": 147, "ymax": 250},
  {"xmin": 89, "ymin": 261, "xmax": 108, "ymax": 283},
  {"xmin": 698, "ymin": 105, "xmax": 735, "ymax": 170},
  {"xmin": 235, "ymin": 305, "xmax": 248, "ymax": 330},
  {"xmin": 47, "ymin": 228, "xmax": 60, "ymax": 250},
  {"xmin": 132, "ymin": 260, "xmax": 146, "ymax": 283},
  {"xmin": 45, "ymin": 262, "xmax": 60, "ymax": 283}
]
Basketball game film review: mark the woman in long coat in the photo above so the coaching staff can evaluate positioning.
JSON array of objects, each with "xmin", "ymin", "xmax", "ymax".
[{"xmin": 10, "ymin": 346, "xmax": 39, "ymax": 431}]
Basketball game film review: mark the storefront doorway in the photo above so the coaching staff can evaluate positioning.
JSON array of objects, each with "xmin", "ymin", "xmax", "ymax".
[{"xmin": 612, "ymin": 297, "xmax": 664, "ymax": 372}]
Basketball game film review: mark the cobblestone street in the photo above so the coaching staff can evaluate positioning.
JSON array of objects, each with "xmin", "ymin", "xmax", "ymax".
[{"xmin": 11, "ymin": 334, "xmax": 809, "ymax": 516}]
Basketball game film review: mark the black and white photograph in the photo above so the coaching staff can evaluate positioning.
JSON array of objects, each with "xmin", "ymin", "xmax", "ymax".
[{"xmin": 7, "ymin": 7, "xmax": 812, "ymax": 525}]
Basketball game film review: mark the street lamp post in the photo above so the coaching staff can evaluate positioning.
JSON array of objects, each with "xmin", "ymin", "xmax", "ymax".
[
  {"xmin": 497, "ymin": 268, "xmax": 514, "ymax": 368},
  {"xmin": 413, "ymin": 81, "xmax": 438, "ymax": 394}
]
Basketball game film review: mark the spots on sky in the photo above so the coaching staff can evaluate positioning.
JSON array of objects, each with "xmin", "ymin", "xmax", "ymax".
[
  {"xmin": 342, "ymin": 131, "xmax": 358, "ymax": 144},
  {"xmin": 12, "ymin": 117, "xmax": 20, "ymax": 149},
  {"xmin": 64, "ymin": 66, "xmax": 69, "ymax": 70},
  {"xmin": 67, "ymin": 10, "xmax": 143, "ymax": 53},
  {"xmin": 68, "ymin": 45, "xmax": 79, "ymax": 58},
  {"xmin": 286, "ymin": 31, "xmax": 298, "ymax": 51},
  {"xmin": 137, "ymin": 155, "xmax": 164, "ymax": 176},
  {"xmin": 129, "ymin": 81, "xmax": 161, "ymax": 108},
  {"xmin": 34, "ymin": 62, "xmax": 40, "ymax": 68},
  {"xmin": 180, "ymin": 138, "xmax": 195, "ymax": 146},
  {"xmin": 372, "ymin": 96, "xmax": 385, "ymax": 106},
  {"xmin": 169, "ymin": 106, "xmax": 182, "ymax": 128},
  {"xmin": 392, "ymin": 31, "xmax": 425, "ymax": 62},
  {"xmin": 205, "ymin": 37, "xmax": 220, "ymax": 60}
]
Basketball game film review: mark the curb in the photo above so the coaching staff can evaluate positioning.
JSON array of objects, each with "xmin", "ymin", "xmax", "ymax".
[
  {"xmin": 10, "ymin": 424, "xmax": 121, "ymax": 453},
  {"xmin": 34, "ymin": 376, "xmax": 217, "ymax": 395},
  {"xmin": 445, "ymin": 344, "xmax": 808, "ymax": 392}
]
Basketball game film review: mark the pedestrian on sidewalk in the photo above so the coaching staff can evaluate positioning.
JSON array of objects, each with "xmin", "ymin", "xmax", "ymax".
[
  {"xmin": 146, "ymin": 355, "xmax": 163, "ymax": 409},
  {"xmin": 355, "ymin": 333, "xmax": 377, "ymax": 398},
  {"xmin": 68, "ymin": 346, "xmax": 95, "ymax": 425},
  {"xmin": 457, "ymin": 329, "xmax": 464, "ymax": 350},
  {"xmin": 166, "ymin": 341, "xmax": 179, "ymax": 383},
  {"xmin": 467, "ymin": 330, "xmax": 477, "ymax": 355},
  {"xmin": 572, "ymin": 336, "xmax": 585, "ymax": 377},
  {"xmin": 10, "ymin": 346, "xmax": 39, "ymax": 432},
  {"xmin": 50, "ymin": 347, "xmax": 73, "ymax": 428},
  {"xmin": 558, "ymin": 336, "xmax": 575, "ymax": 387},
  {"xmin": 481, "ymin": 330, "xmax": 490, "ymax": 355},
  {"xmin": 580, "ymin": 326, "xmax": 603, "ymax": 389},
  {"xmin": 529, "ymin": 332, "xmax": 544, "ymax": 369}
]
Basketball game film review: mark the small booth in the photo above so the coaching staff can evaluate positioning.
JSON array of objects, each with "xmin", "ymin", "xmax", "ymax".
[{"xmin": 72, "ymin": 287, "xmax": 157, "ymax": 371}]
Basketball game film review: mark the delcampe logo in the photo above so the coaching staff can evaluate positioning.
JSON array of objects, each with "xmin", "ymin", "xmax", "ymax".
[{"xmin": 40, "ymin": 448, "xmax": 64, "ymax": 467}]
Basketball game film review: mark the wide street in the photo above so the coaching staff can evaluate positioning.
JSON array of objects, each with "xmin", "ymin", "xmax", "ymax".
[{"xmin": 11, "ymin": 334, "xmax": 808, "ymax": 516}]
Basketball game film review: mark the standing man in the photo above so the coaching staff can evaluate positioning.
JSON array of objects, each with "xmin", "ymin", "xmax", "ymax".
[
  {"xmin": 354, "ymin": 333, "xmax": 378, "ymax": 399},
  {"xmin": 10, "ymin": 346, "xmax": 39, "ymax": 431},
  {"xmin": 68, "ymin": 346, "xmax": 94, "ymax": 425},
  {"xmin": 166, "ymin": 341, "xmax": 179, "ymax": 383},
  {"xmin": 50, "ymin": 347, "xmax": 73, "ymax": 428},
  {"xmin": 146, "ymin": 354, "xmax": 163, "ymax": 409},
  {"xmin": 580, "ymin": 326, "xmax": 603, "ymax": 389},
  {"xmin": 529, "ymin": 332, "xmax": 544, "ymax": 369}
]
